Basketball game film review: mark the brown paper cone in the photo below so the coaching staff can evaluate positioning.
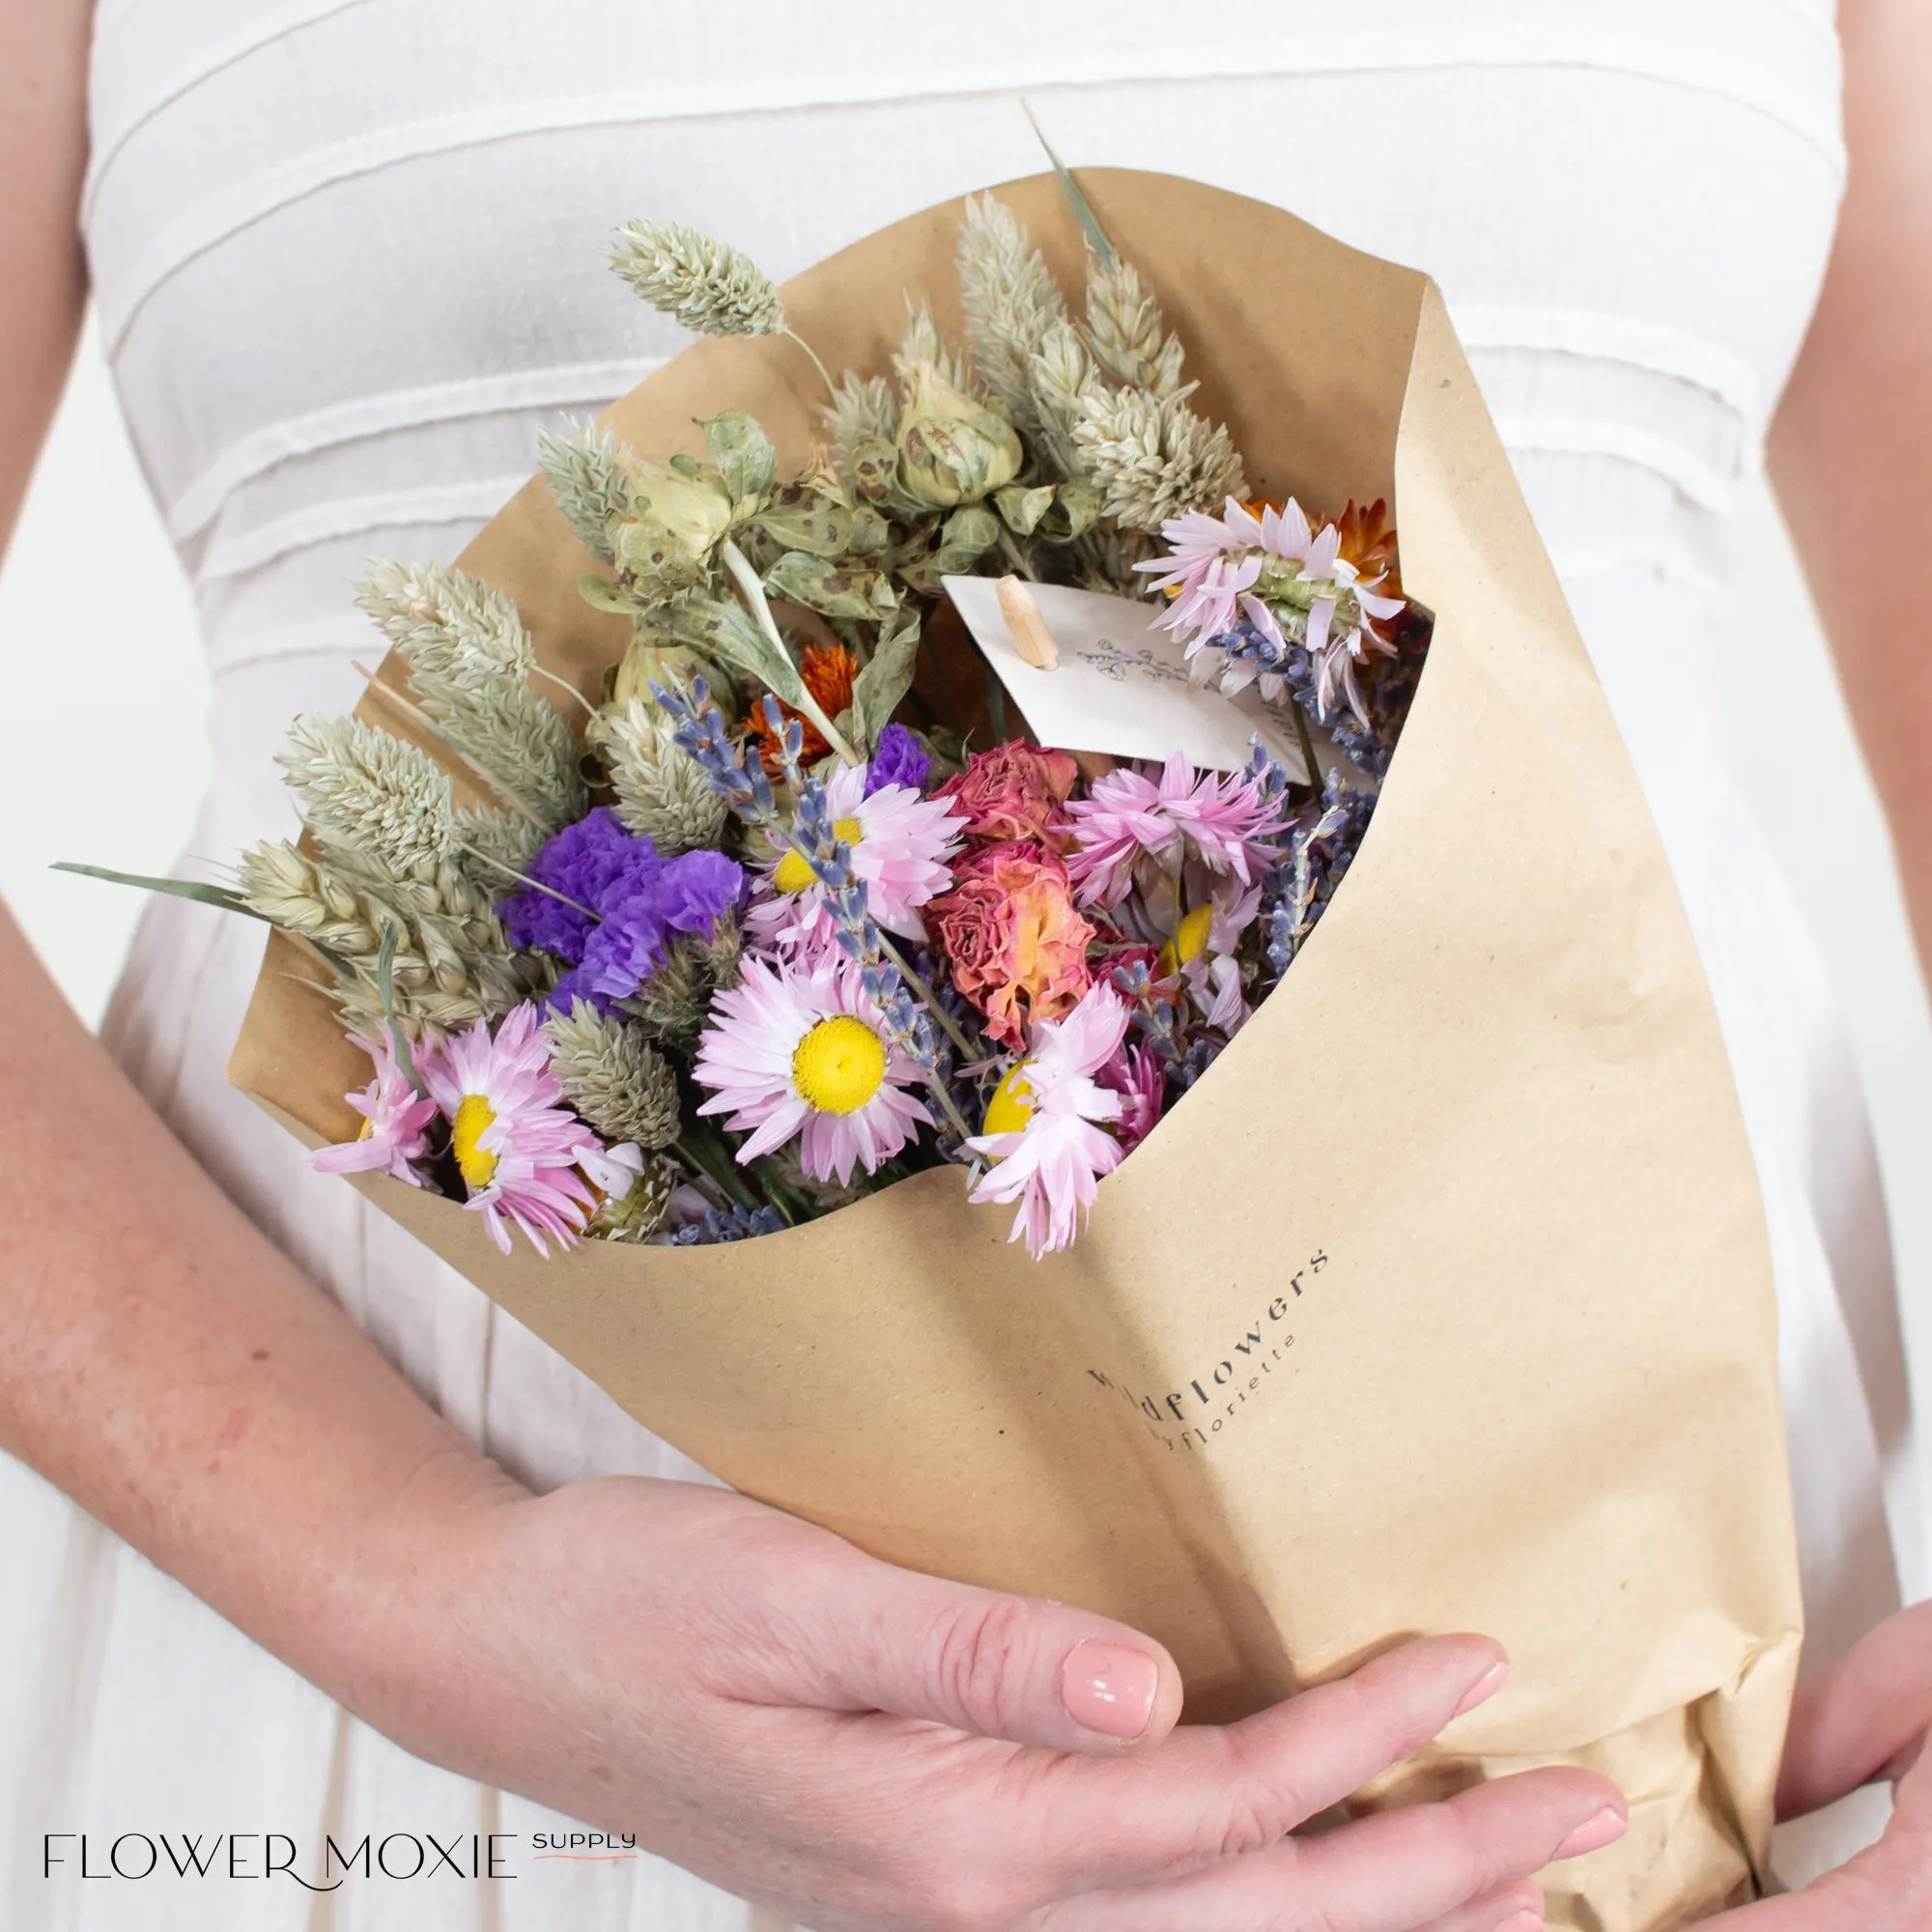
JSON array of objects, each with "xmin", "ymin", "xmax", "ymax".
[{"xmin": 229, "ymin": 173, "xmax": 1802, "ymax": 1930}]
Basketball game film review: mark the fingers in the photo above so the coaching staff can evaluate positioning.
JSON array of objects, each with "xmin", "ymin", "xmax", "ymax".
[
  {"xmin": 1777, "ymin": 1601, "xmax": 1932, "ymax": 1818},
  {"xmin": 1415, "ymin": 1882, "xmax": 1548, "ymax": 1932},
  {"xmin": 1038, "ymin": 1766, "xmax": 1620, "ymax": 1932},
  {"xmin": 746, "ymin": 1541, "xmax": 1186, "ymax": 1750},
  {"xmin": 1007, "ymin": 1635, "xmax": 1521, "ymax": 1887}
]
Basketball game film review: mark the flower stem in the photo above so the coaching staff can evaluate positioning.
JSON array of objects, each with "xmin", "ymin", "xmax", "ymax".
[
  {"xmin": 926, "ymin": 1076, "xmax": 977, "ymax": 1146},
  {"xmin": 453, "ymin": 838, "xmax": 596, "ymax": 920},
  {"xmin": 781, "ymin": 327, "xmax": 837, "ymax": 398},
  {"xmin": 673, "ymin": 1132, "xmax": 757, "ymax": 1212},
  {"xmin": 373, "ymin": 921, "xmax": 423, "ymax": 1096},
  {"xmin": 1290, "ymin": 691, "xmax": 1322, "ymax": 793},
  {"xmin": 996, "ymin": 527, "xmax": 1039, "ymax": 582},
  {"xmin": 529, "ymin": 662, "xmax": 596, "ymax": 716},
  {"xmin": 877, "ymin": 931, "xmax": 976, "ymax": 1061},
  {"xmin": 720, "ymin": 538, "xmax": 862, "ymax": 766}
]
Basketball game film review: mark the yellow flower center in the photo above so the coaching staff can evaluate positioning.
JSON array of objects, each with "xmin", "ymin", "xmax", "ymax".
[
  {"xmin": 1156, "ymin": 903, "xmax": 1215, "ymax": 978},
  {"xmin": 772, "ymin": 817, "xmax": 865, "ymax": 896},
  {"xmin": 450, "ymin": 1094, "xmax": 499, "ymax": 1189},
  {"xmin": 981, "ymin": 1062, "xmax": 1037, "ymax": 1136},
  {"xmin": 791, "ymin": 1014, "xmax": 887, "ymax": 1115}
]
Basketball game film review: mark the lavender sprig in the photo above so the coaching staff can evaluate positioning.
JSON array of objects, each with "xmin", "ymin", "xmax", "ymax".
[
  {"xmin": 662, "ymin": 688, "xmax": 977, "ymax": 1147},
  {"xmin": 1111, "ymin": 957, "xmax": 1187, "ymax": 1065},
  {"xmin": 793, "ymin": 802, "xmax": 977, "ymax": 1146},
  {"xmin": 653, "ymin": 676, "xmax": 781, "ymax": 824},
  {"xmin": 669, "ymin": 1203, "xmax": 785, "ymax": 1245},
  {"xmin": 1262, "ymin": 773, "xmax": 1378, "ymax": 980}
]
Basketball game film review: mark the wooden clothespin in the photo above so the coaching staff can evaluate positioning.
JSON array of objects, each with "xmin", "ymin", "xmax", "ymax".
[{"xmin": 996, "ymin": 576, "xmax": 1059, "ymax": 669}]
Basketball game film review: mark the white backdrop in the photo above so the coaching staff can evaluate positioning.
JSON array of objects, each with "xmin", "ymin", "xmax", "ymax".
[{"xmin": 4, "ymin": 322, "xmax": 1931, "ymax": 1439}]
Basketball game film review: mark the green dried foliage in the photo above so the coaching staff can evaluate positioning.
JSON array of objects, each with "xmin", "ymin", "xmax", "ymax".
[
  {"xmin": 609, "ymin": 219, "xmax": 785, "ymax": 337},
  {"xmin": 892, "ymin": 304, "xmax": 977, "ymax": 396},
  {"xmin": 280, "ymin": 717, "xmax": 456, "ymax": 876},
  {"xmin": 1070, "ymin": 385, "xmax": 1246, "ymax": 533},
  {"xmin": 237, "ymin": 838, "xmax": 541, "ymax": 1033},
  {"xmin": 824, "ymin": 373, "xmax": 897, "ymax": 461},
  {"xmin": 544, "ymin": 999, "xmax": 681, "ymax": 1151},
  {"xmin": 1025, "ymin": 319, "xmax": 1103, "ymax": 479},
  {"xmin": 355, "ymin": 559, "xmax": 585, "ymax": 829},
  {"xmin": 421, "ymin": 680, "xmax": 584, "ymax": 831},
  {"xmin": 1082, "ymin": 255, "xmax": 1186, "ymax": 398},
  {"xmin": 454, "ymin": 802, "xmax": 548, "ymax": 879},
  {"xmin": 590, "ymin": 1155, "xmax": 680, "ymax": 1240},
  {"xmin": 956, "ymin": 192, "xmax": 1069, "ymax": 434},
  {"xmin": 538, "ymin": 421, "xmax": 635, "ymax": 562},
  {"xmin": 588, "ymin": 698, "xmax": 728, "ymax": 855},
  {"xmin": 623, "ymin": 914, "xmax": 743, "ymax": 1056},
  {"xmin": 355, "ymin": 561, "xmax": 531, "ymax": 688}
]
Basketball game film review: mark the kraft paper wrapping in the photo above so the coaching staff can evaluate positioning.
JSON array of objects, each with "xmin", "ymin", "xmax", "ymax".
[{"xmin": 229, "ymin": 174, "xmax": 1804, "ymax": 1929}]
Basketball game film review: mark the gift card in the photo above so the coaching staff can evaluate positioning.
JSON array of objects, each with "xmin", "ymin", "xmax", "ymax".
[{"xmin": 940, "ymin": 576, "xmax": 1308, "ymax": 778}]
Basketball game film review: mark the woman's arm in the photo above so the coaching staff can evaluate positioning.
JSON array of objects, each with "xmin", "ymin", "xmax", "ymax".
[
  {"xmin": 1767, "ymin": 0, "xmax": 1932, "ymax": 977},
  {"xmin": 0, "ymin": 0, "xmax": 88, "ymax": 549}
]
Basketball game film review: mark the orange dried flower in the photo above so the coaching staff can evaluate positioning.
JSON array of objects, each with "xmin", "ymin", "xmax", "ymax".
[
  {"xmin": 747, "ymin": 641, "xmax": 858, "ymax": 772},
  {"xmin": 1332, "ymin": 497, "xmax": 1402, "ymax": 594}
]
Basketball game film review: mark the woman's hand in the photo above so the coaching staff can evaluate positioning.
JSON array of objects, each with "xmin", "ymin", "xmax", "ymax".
[
  {"xmin": 1710, "ymin": 1604, "xmax": 1932, "ymax": 1928},
  {"xmin": 0, "ymin": 895, "xmax": 1620, "ymax": 1929},
  {"xmin": 375, "ymin": 1476, "xmax": 1624, "ymax": 1932}
]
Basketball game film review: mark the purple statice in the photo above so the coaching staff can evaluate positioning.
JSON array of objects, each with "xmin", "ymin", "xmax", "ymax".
[
  {"xmin": 500, "ymin": 808, "xmax": 660, "ymax": 962},
  {"xmin": 864, "ymin": 723, "xmax": 931, "ymax": 798},
  {"xmin": 652, "ymin": 847, "xmax": 743, "ymax": 936},
  {"xmin": 579, "ymin": 847, "xmax": 745, "ymax": 1005}
]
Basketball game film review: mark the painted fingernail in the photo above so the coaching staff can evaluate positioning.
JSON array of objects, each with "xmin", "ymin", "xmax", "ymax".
[
  {"xmin": 1551, "ymin": 1806, "xmax": 1628, "ymax": 1860},
  {"xmin": 1453, "ymin": 1659, "xmax": 1510, "ymax": 1718},
  {"xmin": 1060, "ymin": 1640, "xmax": 1159, "ymax": 1739}
]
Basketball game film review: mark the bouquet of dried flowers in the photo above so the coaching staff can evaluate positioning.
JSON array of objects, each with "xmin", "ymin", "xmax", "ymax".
[
  {"xmin": 74, "ymin": 181, "xmax": 1431, "ymax": 1263},
  {"xmin": 70, "ymin": 165, "xmax": 1806, "ymax": 1931}
]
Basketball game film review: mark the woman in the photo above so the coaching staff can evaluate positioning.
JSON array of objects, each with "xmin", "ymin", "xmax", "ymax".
[{"xmin": 2, "ymin": 1, "xmax": 1928, "ymax": 1925}]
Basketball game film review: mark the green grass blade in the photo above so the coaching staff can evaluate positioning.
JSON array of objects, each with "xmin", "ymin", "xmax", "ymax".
[
  {"xmin": 1022, "ymin": 99, "xmax": 1116, "ymax": 266},
  {"xmin": 51, "ymin": 862, "xmax": 257, "ymax": 918}
]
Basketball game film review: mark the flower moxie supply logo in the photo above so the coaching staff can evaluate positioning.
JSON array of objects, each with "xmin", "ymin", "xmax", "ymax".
[
  {"xmin": 42, "ymin": 1832, "xmax": 554, "ymax": 1890},
  {"xmin": 1085, "ymin": 1249, "xmax": 1329, "ymax": 1451}
]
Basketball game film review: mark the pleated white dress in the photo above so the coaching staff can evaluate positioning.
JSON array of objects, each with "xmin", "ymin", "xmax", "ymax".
[{"xmin": 0, "ymin": 1, "xmax": 1920, "ymax": 1924}]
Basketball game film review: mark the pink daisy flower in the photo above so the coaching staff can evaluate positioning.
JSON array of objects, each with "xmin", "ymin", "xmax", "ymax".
[
  {"xmin": 966, "ymin": 981, "xmax": 1131, "ymax": 1259},
  {"xmin": 312, "ymin": 1031, "xmax": 440, "ymax": 1188},
  {"xmin": 1133, "ymin": 498, "xmax": 1265, "ymax": 602},
  {"xmin": 1138, "ymin": 496, "xmax": 1407, "ymax": 722},
  {"xmin": 1151, "ymin": 882, "xmax": 1259, "ymax": 1035},
  {"xmin": 1065, "ymin": 753, "xmax": 1289, "ymax": 909},
  {"xmin": 692, "ymin": 947, "xmax": 932, "ymax": 1184},
  {"xmin": 1310, "ymin": 560, "xmax": 1406, "ymax": 722},
  {"xmin": 421, "ymin": 1004, "xmax": 641, "ymax": 1257},
  {"xmin": 746, "ymin": 759, "xmax": 965, "ymax": 952},
  {"xmin": 1096, "ymin": 1039, "xmax": 1167, "ymax": 1154}
]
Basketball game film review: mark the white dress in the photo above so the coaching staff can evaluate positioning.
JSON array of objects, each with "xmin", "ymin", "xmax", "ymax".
[{"xmin": 0, "ymin": 1, "xmax": 1919, "ymax": 1924}]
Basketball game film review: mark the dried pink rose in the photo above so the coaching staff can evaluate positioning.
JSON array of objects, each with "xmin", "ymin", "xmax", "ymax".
[
  {"xmin": 933, "ymin": 743, "xmax": 1081, "ymax": 849},
  {"xmin": 926, "ymin": 840, "xmax": 1095, "ymax": 1049}
]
